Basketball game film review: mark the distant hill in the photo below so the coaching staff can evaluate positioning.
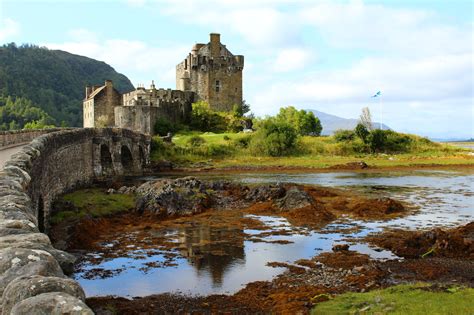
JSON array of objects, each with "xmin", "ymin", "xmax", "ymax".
[
  {"xmin": 305, "ymin": 109, "xmax": 391, "ymax": 135},
  {"xmin": 0, "ymin": 43, "xmax": 134, "ymax": 127}
]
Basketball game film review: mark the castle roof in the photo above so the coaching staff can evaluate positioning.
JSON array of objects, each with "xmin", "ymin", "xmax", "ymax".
[{"xmin": 87, "ymin": 86, "xmax": 106, "ymax": 100}]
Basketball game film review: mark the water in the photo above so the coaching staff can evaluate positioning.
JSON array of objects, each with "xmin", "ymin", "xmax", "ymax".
[{"xmin": 75, "ymin": 170, "xmax": 473, "ymax": 297}]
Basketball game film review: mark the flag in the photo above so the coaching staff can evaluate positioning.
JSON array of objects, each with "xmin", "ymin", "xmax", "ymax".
[{"xmin": 372, "ymin": 91, "xmax": 381, "ymax": 98}]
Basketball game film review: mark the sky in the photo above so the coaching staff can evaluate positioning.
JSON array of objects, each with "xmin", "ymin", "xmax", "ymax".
[{"xmin": 0, "ymin": 0, "xmax": 472, "ymax": 139}]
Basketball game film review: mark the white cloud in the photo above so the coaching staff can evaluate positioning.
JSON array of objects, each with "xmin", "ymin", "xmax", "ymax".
[
  {"xmin": 45, "ymin": 30, "xmax": 188, "ymax": 87},
  {"xmin": 0, "ymin": 18, "xmax": 20, "ymax": 43},
  {"xmin": 273, "ymin": 48, "xmax": 312, "ymax": 72},
  {"xmin": 300, "ymin": 2, "xmax": 471, "ymax": 56},
  {"xmin": 68, "ymin": 28, "xmax": 98, "ymax": 42}
]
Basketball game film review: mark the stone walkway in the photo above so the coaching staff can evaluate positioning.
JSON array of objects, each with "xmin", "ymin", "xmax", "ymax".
[{"xmin": 0, "ymin": 144, "xmax": 25, "ymax": 169}]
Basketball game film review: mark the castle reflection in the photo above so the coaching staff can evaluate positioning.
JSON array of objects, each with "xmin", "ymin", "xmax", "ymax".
[{"xmin": 177, "ymin": 224, "xmax": 245, "ymax": 286}]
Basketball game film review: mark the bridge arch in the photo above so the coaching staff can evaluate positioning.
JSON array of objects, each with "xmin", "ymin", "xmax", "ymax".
[
  {"xmin": 120, "ymin": 145, "xmax": 133, "ymax": 171},
  {"xmin": 100, "ymin": 143, "xmax": 114, "ymax": 175}
]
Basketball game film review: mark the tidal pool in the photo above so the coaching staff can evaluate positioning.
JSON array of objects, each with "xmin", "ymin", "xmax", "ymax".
[{"xmin": 74, "ymin": 170, "xmax": 473, "ymax": 297}]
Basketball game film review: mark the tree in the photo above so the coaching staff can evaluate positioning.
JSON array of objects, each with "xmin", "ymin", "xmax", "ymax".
[
  {"xmin": 355, "ymin": 123, "xmax": 370, "ymax": 143},
  {"xmin": 276, "ymin": 106, "xmax": 322, "ymax": 136},
  {"xmin": 250, "ymin": 119, "xmax": 298, "ymax": 156},
  {"xmin": 241, "ymin": 100, "xmax": 251, "ymax": 116},
  {"xmin": 190, "ymin": 101, "xmax": 226, "ymax": 132},
  {"xmin": 359, "ymin": 107, "xmax": 373, "ymax": 131}
]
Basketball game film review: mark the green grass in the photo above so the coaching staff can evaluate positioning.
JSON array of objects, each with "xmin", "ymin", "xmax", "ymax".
[
  {"xmin": 312, "ymin": 283, "xmax": 474, "ymax": 315},
  {"xmin": 150, "ymin": 132, "xmax": 473, "ymax": 169},
  {"xmin": 50, "ymin": 188, "xmax": 135, "ymax": 224}
]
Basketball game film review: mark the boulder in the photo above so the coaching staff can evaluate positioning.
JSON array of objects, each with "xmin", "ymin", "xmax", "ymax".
[
  {"xmin": 0, "ymin": 233, "xmax": 77, "ymax": 275},
  {"xmin": 0, "ymin": 248, "xmax": 64, "ymax": 297},
  {"xmin": 135, "ymin": 177, "xmax": 212, "ymax": 216},
  {"xmin": 10, "ymin": 292, "xmax": 93, "ymax": 315},
  {"xmin": 245, "ymin": 184, "xmax": 286, "ymax": 202},
  {"xmin": 0, "ymin": 219, "xmax": 39, "ymax": 237},
  {"xmin": 2, "ymin": 276, "xmax": 85, "ymax": 314},
  {"xmin": 276, "ymin": 187, "xmax": 313, "ymax": 210}
]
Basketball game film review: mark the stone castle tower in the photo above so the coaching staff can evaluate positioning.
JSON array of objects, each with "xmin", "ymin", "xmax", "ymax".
[{"xmin": 176, "ymin": 33, "xmax": 244, "ymax": 112}]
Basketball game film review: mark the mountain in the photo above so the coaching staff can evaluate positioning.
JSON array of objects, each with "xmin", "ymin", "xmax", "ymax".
[
  {"xmin": 0, "ymin": 43, "xmax": 134, "ymax": 127},
  {"xmin": 305, "ymin": 109, "xmax": 391, "ymax": 135}
]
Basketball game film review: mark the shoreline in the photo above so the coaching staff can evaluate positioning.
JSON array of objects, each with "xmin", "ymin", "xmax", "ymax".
[{"xmin": 156, "ymin": 162, "xmax": 474, "ymax": 175}]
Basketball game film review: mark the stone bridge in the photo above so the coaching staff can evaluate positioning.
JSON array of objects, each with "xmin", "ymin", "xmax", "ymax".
[{"xmin": 0, "ymin": 128, "xmax": 150, "ymax": 314}]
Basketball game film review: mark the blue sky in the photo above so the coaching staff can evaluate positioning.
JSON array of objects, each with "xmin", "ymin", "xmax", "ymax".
[{"xmin": 0, "ymin": 0, "xmax": 472, "ymax": 139}]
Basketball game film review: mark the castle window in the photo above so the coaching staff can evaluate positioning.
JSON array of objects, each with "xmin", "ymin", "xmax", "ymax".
[{"xmin": 215, "ymin": 80, "xmax": 221, "ymax": 92}]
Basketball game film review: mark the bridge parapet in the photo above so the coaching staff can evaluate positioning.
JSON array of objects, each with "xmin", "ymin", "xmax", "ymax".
[{"xmin": 0, "ymin": 127, "xmax": 150, "ymax": 314}]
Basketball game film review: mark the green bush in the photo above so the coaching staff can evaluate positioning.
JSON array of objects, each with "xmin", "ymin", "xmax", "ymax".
[
  {"xmin": 154, "ymin": 118, "xmax": 175, "ymax": 136},
  {"xmin": 250, "ymin": 120, "xmax": 298, "ymax": 156},
  {"xmin": 187, "ymin": 135, "xmax": 206, "ymax": 147},
  {"xmin": 275, "ymin": 106, "xmax": 322, "ymax": 136},
  {"xmin": 354, "ymin": 123, "xmax": 370, "ymax": 143},
  {"xmin": 233, "ymin": 135, "xmax": 252, "ymax": 148},
  {"xmin": 367, "ymin": 129, "xmax": 413, "ymax": 153},
  {"xmin": 190, "ymin": 101, "xmax": 227, "ymax": 132},
  {"xmin": 334, "ymin": 129, "xmax": 356, "ymax": 142}
]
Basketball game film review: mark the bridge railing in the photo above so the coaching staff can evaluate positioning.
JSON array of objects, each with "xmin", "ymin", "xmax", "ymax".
[{"xmin": 0, "ymin": 128, "xmax": 74, "ymax": 149}]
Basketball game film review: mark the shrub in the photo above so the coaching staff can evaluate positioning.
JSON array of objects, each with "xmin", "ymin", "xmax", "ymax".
[
  {"xmin": 154, "ymin": 118, "xmax": 175, "ymax": 136},
  {"xmin": 355, "ymin": 123, "xmax": 370, "ymax": 143},
  {"xmin": 367, "ymin": 130, "xmax": 413, "ymax": 153},
  {"xmin": 334, "ymin": 129, "xmax": 356, "ymax": 142},
  {"xmin": 250, "ymin": 120, "xmax": 298, "ymax": 156},
  {"xmin": 232, "ymin": 135, "xmax": 252, "ymax": 148},
  {"xmin": 187, "ymin": 135, "xmax": 206, "ymax": 147},
  {"xmin": 190, "ymin": 101, "xmax": 227, "ymax": 132}
]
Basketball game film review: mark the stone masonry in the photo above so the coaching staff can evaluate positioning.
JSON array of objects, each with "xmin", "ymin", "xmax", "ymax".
[{"xmin": 0, "ymin": 128, "xmax": 150, "ymax": 313}]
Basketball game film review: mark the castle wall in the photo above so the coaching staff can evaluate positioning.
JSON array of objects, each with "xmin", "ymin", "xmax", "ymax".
[{"xmin": 115, "ymin": 90, "xmax": 193, "ymax": 135}]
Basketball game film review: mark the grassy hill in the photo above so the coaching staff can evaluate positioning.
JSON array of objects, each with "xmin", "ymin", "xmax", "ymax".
[{"xmin": 0, "ymin": 43, "xmax": 134, "ymax": 127}]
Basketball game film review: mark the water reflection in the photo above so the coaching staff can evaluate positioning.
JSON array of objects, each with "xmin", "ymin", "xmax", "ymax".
[
  {"xmin": 177, "ymin": 225, "xmax": 245, "ymax": 286},
  {"xmin": 76, "ymin": 170, "xmax": 474, "ymax": 297}
]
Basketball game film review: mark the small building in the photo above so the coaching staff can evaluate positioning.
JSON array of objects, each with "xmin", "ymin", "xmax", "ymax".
[
  {"xmin": 83, "ymin": 80, "xmax": 121, "ymax": 128},
  {"xmin": 83, "ymin": 33, "xmax": 244, "ymax": 135}
]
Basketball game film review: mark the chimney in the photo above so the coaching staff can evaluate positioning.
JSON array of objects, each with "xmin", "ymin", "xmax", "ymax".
[
  {"xmin": 105, "ymin": 80, "xmax": 113, "ymax": 88},
  {"xmin": 85, "ymin": 86, "xmax": 92, "ymax": 99},
  {"xmin": 210, "ymin": 33, "xmax": 220, "ymax": 57}
]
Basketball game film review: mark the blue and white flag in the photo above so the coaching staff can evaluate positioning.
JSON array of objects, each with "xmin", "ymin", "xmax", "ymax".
[{"xmin": 372, "ymin": 91, "xmax": 381, "ymax": 98}]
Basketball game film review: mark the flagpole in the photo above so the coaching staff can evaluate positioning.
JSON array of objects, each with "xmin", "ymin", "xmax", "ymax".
[{"xmin": 379, "ymin": 95, "xmax": 382, "ymax": 130}]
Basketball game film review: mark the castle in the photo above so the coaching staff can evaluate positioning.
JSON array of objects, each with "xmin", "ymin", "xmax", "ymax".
[{"xmin": 83, "ymin": 33, "xmax": 244, "ymax": 135}]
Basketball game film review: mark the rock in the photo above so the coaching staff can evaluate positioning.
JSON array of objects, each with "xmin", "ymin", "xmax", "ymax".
[
  {"xmin": 106, "ymin": 188, "xmax": 116, "ymax": 194},
  {"xmin": 0, "ymin": 233, "xmax": 52, "ymax": 250},
  {"xmin": 276, "ymin": 187, "xmax": 312, "ymax": 210},
  {"xmin": 0, "ymin": 248, "xmax": 64, "ymax": 297},
  {"xmin": 2, "ymin": 276, "xmax": 85, "ymax": 314},
  {"xmin": 135, "ymin": 177, "xmax": 213, "ymax": 217},
  {"xmin": 0, "ymin": 233, "xmax": 76, "ymax": 273},
  {"xmin": 10, "ymin": 292, "xmax": 93, "ymax": 315},
  {"xmin": 117, "ymin": 186, "xmax": 136, "ymax": 194},
  {"xmin": 47, "ymin": 248, "xmax": 77, "ymax": 275},
  {"xmin": 332, "ymin": 244, "xmax": 350, "ymax": 252},
  {"xmin": 0, "ymin": 219, "xmax": 39, "ymax": 237},
  {"xmin": 245, "ymin": 184, "xmax": 286, "ymax": 202}
]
